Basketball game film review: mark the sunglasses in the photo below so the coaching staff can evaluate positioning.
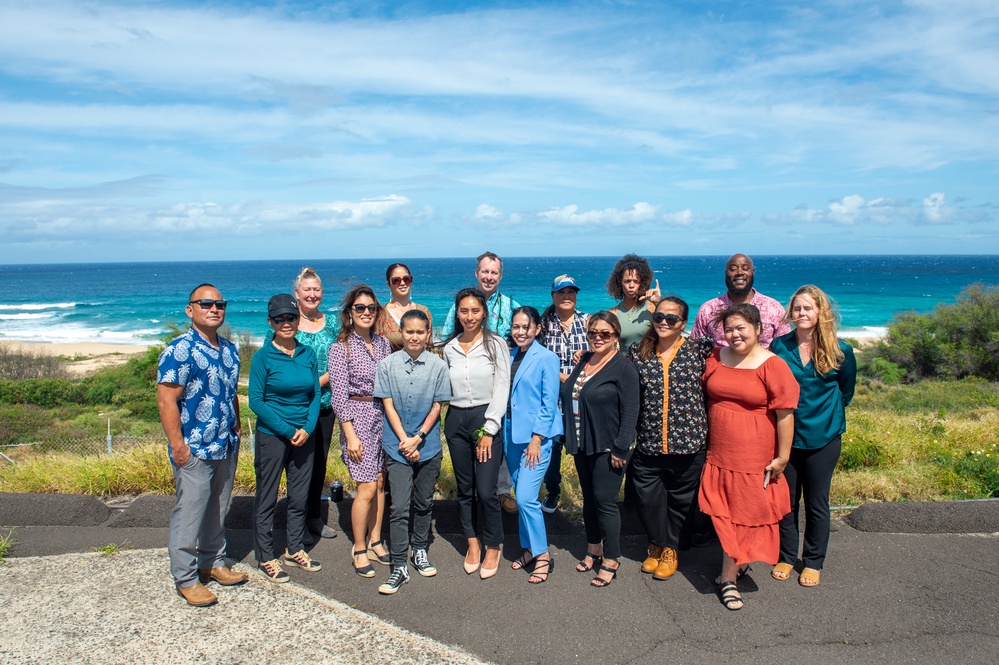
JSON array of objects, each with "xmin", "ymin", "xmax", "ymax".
[
  {"xmin": 352, "ymin": 303, "xmax": 378, "ymax": 314},
  {"xmin": 271, "ymin": 314, "xmax": 299, "ymax": 324},
  {"xmin": 390, "ymin": 275, "xmax": 413, "ymax": 287},
  {"xmin": 190, "ymin": 299, "xmax": 227, "ymax": 310},
  {"xmin": 587, "ymin": 329, "xmax": 617, "ymax": 341},
  {"xmin": 652, "ymin": 312, "xmax": 685, "ymax": 326}
]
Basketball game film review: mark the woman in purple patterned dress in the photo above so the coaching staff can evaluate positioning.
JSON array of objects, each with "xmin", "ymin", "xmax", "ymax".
[{"xmin": 328, "ymin": 285, "xmax": 392, "ymax": 578}]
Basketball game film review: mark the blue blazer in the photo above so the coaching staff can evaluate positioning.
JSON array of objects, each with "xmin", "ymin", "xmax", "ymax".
[{"xmin": 507, "ymin": 340, "xmax": 564, "ymax": 444}]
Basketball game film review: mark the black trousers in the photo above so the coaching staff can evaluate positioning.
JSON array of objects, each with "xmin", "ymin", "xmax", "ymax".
[
  {"xmin": 444, "ymin": 404, "xmax": 505, "ymax": 547},
  {"xmin": 385, "ymin": 453, "xmax": 442, "ymax": 566},
  {"xmin": 543, "ymin": 435, "xmax": 565, "ymax": 497},
  {"xmin": 306, "ymin": 408, "xmax": 336, "ymax": 522},
  {"xmin": 631, "ymin": 449, "xmax": 706, "ymax": 550},
  {"xmin": 778, "ymin": 435, "xmax": 842, "ymax": 570},
  {"xmin": 574, "ymin": 451, "xmax": 625, "ymax": 559},
  {"xmin": 252, "ymin": 431, "xmax": 314, "ymax": 563}
]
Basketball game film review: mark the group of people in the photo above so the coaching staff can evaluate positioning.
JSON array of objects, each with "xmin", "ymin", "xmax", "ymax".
[{"xmin": 157, "ymin": 252, "xmax": 856, "ymax": 611}]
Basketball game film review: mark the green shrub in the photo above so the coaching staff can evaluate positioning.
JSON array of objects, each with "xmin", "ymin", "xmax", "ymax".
[
  {"xmin": 866, "ymin": 357, "xmax": 906, "ymax": 385},
  {"xmin": 0, "ymin": 379, "xmax": 86, "ymax": 407},
  {"xmin": 0, "ymin": 344, "xmax": 68, "ymax": 380},
  {"xmin": 866, "ymin": 284, "xmax": 999, "ymax": 381}
]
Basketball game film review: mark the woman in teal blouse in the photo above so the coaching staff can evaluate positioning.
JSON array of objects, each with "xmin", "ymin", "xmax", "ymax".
[
  {"xmin": 769, "ymin": 285, "xmax": 856, "ymax": 588},
  {"xmin": 294, "ymin": 267, "xmax": 341, "ymax": 541}
]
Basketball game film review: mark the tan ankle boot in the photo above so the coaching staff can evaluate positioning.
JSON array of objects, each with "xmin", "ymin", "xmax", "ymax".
[
  {"xmin": 653, "ymin": 547, "xmax": 678, "ymax": 580},
  {"xmin": 177, "ymin": 582, "xmax": 218, "ymax": 607},
  {"xmin": 641, "ymin": 544, "xmax": 663, "ymax": 574},
  {"xmin": 199, "ymin": 565, "xmax": 249, "ymax": 586}
]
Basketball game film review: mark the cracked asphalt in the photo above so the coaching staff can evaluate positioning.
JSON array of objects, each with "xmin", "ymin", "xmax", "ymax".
[{"xmin": 3, "ymin": 494, "xmax": 998, "ymax": 664}]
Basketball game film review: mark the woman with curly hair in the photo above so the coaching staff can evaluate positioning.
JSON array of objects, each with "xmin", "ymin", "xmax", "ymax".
[
  {"xmin": 328, "ymin": 285, "xmax": 393, "ymax": 578},
  {"xmin": 769, "ymin": 285, "xmax": 856, "ymax": 588},
  {"xmin": 606, "ymin": 254, "xmax": 661, "ymax": 352}
]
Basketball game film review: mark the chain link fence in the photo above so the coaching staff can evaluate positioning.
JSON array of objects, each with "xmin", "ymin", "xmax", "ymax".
[{"xmin": 0, "ymin": 434, "xmax": 166, "ymax": 464}]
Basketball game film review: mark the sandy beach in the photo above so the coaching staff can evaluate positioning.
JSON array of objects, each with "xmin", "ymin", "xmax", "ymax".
[{"xmin": 1, "ymin": 340, "xmax": 151, "ymax": 376}]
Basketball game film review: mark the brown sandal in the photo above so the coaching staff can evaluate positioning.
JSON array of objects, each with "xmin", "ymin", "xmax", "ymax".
[
  {"xmin": 772, "ymin": 562, "xmax": 793, "ymax": 581},
  {"xmin": 799, "ymin": 567, "xmax": 821, "ymax": 587}
]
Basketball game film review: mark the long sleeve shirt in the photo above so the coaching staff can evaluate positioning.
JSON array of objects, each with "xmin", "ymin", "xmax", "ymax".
[
  {"xmin": 443, "ymin": 332, "xmax": 511, "ymax": 436},
  {"xmin": 770, "ymin": 332, "xmax": 857, "ymax": 449},
  {"xmin": 248, "ymin": 334, "xmax": 320, "ymax": 439}
]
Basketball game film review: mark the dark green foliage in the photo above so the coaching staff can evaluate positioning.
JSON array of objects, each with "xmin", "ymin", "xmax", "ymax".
[
  {"xmin": 866, "ymin": 358, "xmax": 906, "ymax": 385},
  {"xmin": 864, "ymin": 284, "xmax": 999, "ymax": 382},
  {"xmin": 0, "ymin": 345, "xmax": 163, "ymax": 421},
  {"xmin": 936, "ymin": 449, "xmax": 999, "ymax": 498}
]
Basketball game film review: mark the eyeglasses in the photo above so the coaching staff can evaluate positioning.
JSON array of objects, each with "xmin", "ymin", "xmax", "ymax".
[
  {"xmin": 390, "ymin": 275, "xmax": 413, "ymax": 287},
  {"xmin": 587, "ymin": 330, "xmax": 617, "ymax": 341},
  {"xmin": 652, "ymin": 312, "xmax": 684, "ymax": 326},
  {"xmin": 271, "ymin": 314, "xmax": 299, "ymax": 324},
  {"xmin": 190, "ymin": 299, "xmax": 227, "ymax": 310},
  {"xmin": 352, "ymin": 304, "xmax": 378, "ymax": 314}
]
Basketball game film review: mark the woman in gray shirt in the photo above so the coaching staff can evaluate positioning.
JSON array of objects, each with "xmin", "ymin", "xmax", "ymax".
[{"xmin": 442, "ymin": 287, "xmax": 511, "ymax": 580}]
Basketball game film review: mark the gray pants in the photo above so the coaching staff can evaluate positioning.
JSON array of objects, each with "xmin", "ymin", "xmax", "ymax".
[
  {"xmin": 253, "ymin": 431, "xmax": 314, "ymax": 563},
  {"xmin": 497, "ymin": 461, "xmax": 514, "ymax": 496},
  {"xmin": 168, "ymin": 450, "xmax": 238, "ymax": 589},
  {"xmin": 385, "ymin": 453, "xmax": 442, "ymax": 566}
]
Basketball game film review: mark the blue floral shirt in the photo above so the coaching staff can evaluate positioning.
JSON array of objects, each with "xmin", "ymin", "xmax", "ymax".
[{"xmin": 157, "ymin": 327, "xmax": 241, "ymax": 462}]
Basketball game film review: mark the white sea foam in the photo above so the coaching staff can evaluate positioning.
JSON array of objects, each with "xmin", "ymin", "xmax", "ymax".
[
  {"xmin": 0, "ymin": 324, "xmax": 159, "ymax": 346},
  {"xmin": 0, "ymin": 313, "xmax": 55, "ymax": 321},
  {"xmin": 839, "ymin": 326, "xmax": 888, "ymax": 340},
  {"xmin": 0, "ymin": 302, "xmax": 77, "ymax": 310}
]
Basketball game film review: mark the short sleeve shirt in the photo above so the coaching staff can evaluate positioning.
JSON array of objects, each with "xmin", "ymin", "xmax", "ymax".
[
  {"xmin": 295, "ymin": 315, "xmax": 339, "ymax": 410},
  {"xmin": 691, "ymin": 290, "xmax": 791, "ymax": 349},
  {"xmin": 539, "ymin": 309, "xmax": 589, "ymax": 376},
  {"xmin": 374, "ymin": 350, "xmax": 452, "ymax": 464},
  {"xmin": 157, "ymin": 327, "xmax": 241, "ymax": 462}
]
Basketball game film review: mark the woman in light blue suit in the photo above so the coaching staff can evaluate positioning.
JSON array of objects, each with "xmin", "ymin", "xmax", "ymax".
[{"xmin": 505, "ymin": 306, "xmax": 564, "ymax": 584}]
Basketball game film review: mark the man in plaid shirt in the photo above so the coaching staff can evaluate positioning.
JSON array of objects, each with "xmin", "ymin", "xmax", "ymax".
[{"xmin": 537, "ymin": 274, "xmax": 589, "ymax": 513}]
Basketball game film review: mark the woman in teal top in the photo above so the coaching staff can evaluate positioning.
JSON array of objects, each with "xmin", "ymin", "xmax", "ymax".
[
  {"xmin": 294, "ymin": 267, "xmax": 340, "ymax": 541},
  {"xmin": 769, "ymin": 285, "xmax": 856, "ymax": 588},
  {"xmin": 249, "ymin": 293, "xmax": 322, "ymax": 581}
]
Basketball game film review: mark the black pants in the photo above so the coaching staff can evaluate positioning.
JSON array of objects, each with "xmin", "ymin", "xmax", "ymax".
[
  {"xmin": 306, "ymin": 408, "xmax": 336, "ymax": 523},
  {"xmin": 631, "ymin": 449, "xmax": 705, "ymax": 550},
  {"xmin": 778, "ymin": 435, "xmax": 842, "ymax": 570},
  {"xmin": 385, "ymin": 453, "xmax": 442, "ymax": 566},
  {"xmin": 253, "ymin": 431, "xmax": 314, "ymax": 563},
  {"xmin": 574, "ymin": 451, "xmax": 625, "ymax": 559},
  {"xmin": 444, "ymin": 404, "xmax": 505, "ymax": 547},
  {"xmin": 543, "ymin": 435, "xmax": 565, "ymax": 497}
]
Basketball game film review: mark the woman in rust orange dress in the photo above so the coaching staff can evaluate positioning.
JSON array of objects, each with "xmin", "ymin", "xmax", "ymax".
[{"xmin": 698, "ymin": 303, "xmax": 798, "ymax": 611}]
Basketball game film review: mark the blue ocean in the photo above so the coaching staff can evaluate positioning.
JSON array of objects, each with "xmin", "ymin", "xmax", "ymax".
[{"xmin": 1, "ymin": 256, "xmax": 997, "ymax": 345}]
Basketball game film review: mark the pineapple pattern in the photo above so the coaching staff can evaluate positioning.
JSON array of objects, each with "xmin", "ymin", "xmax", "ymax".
[{"xmin": 158, "ymin": 327, "xmax": 241, "ymax": 462}]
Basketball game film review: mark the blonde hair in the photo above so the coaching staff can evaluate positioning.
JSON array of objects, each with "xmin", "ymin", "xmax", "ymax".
[
  {"xmin": 294, "ymin": 267, "xmax": 322, "ymax": 291},
  {"xmin": 786, "ymin": 285, "xmax": 844, "ymax": 375}
]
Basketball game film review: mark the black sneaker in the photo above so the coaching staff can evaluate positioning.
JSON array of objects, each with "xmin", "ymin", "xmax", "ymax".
[
  {"xmin": 258, "ymin": 559, "xmax": 290, "ymax": 583},
  {"xmin": 541, "ymin": 492, "xmax": 559, "ymax": 514},
  {"xmin": 378, "ymin": 566, "xmax": 411, "ymax": 595},
  {"xmin": 410, "ymin": 548, "xmax": 437, "ymax": 577}
]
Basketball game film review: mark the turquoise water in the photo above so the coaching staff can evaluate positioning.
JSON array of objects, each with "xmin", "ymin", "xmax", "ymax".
[{"xmin": 1, "ymin": 255, "xmax": 996, "ymax": 344}]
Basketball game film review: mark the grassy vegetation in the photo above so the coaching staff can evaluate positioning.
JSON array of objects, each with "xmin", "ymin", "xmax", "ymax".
[
  {"xmin": 0, "ymin": 529, "xmax": 15, "ymax": 563},
  {"xmin": 1, "ymin": 379, "xmax": 996, "ymax": 506},
  {"xmin": 91, "ymin": 542, "xmax": 134, "ymax": 556},
  {"xmin": 0, "ymin": 344, "xmax": 68, "ymax": 381}
]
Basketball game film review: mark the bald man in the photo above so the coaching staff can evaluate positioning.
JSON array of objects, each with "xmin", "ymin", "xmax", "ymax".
[{"xmin": 690, "ymin": 254, "xmax": 790, "ymax": 349}]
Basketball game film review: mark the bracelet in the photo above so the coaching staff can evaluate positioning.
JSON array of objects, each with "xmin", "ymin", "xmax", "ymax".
[{"xmin": 417, "ymin": 431, "xmax": 427, "ymax": 441}]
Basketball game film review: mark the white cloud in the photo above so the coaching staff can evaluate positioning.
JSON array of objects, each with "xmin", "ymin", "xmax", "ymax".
[
  {"xmin": 761, "ymin": 192, "xmax": 988, "ymax": 227},
  {"xmin": 538, "ymin": 202, "xmax": 659, "ymax": 227}
]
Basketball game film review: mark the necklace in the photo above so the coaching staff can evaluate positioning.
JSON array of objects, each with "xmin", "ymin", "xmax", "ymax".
[
  {"xmin": 581, "ymin": 350, "xmax": 614, "ymax": 377},
  {"xmin": 301, "ymin": 311, "xmax": 322, "ymax": 323},
  {"xmin": 620, "ymin": 302, "xmax": 644, "ymax": 323},
  {"xmin": 272, "ymin": 340, "xmax": 295, "ymax": 357}
]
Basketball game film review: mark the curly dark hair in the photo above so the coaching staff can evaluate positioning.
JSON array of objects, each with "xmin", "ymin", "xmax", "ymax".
[{"xmin": 605, "ymin": 254, "xmax": 654, "ymax": 301}]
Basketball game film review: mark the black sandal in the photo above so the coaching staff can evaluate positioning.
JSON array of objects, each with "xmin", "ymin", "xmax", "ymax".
[
  {"xmin": 591, "ymin": 563, "xmax": 618, "ymax": 588},
  {"xmin": 352, "ymin": 550, "xmax": 376, "ymax": 578},
  {"xmin": 718, "ymin": 581, "xmax": 744, "ymax": 610},
  {"xmin": 511, "ymin": 552, "xmax": 534, "ymax": 571},
  {"xmin": 737, "ymin": 565, "xmax": 751, "ymax": 579},
  {"xmin": 528, "ymin": 557, "xmax": 553, "ymax": 584},
  {"xmin": 367, "ymin": 540, "xmax": 391, "ymax": 565},
  {"xmin": 576, "ymin": 552, "xmax": 602, "ymax": 573}
]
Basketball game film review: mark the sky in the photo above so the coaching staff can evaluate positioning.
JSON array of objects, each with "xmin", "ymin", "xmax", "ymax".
[{"xmin": 1, "ymin": 0, "xmax": 998, "ymax": 263}]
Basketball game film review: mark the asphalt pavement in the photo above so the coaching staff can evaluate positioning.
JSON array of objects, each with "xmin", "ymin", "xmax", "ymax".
[{"xmin": 3, "ymin": 493, "xmax": 998, "ymax": 664}]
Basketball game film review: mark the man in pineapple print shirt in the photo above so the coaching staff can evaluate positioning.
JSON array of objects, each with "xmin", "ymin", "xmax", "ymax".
[{"xmin": 157, "ymin": 283, "xmax": 246, "ymax": 607}]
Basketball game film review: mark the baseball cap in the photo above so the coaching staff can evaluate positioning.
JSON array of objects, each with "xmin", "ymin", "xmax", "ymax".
[
  {"xmin": 267, "ymin": 293, "xmax": 299, "ymax": 318},
  {"xmin": 551, "ymin": 274, "xmax": 580, "ymax": 292}
]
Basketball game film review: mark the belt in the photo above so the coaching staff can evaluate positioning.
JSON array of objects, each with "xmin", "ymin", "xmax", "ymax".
[{"xmin": 349, "ymin": 395, "xmax": 374, "ymax": 402}]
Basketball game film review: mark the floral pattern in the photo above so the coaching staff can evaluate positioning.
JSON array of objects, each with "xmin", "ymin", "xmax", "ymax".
[{"xmin": 627, "ymin": 336, "xmax": 713, "ymax": 456}]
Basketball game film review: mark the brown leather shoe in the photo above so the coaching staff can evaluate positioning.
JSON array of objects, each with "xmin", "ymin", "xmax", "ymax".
[
  {"xmin": 199, "ymin": 565, "xmax": 249, "ymax": 586},
  {"xmin": 641, "ymin": 544, "xmax": 663, "ymax": 574},
  {"xmin": 653, "ymin": 546, "xmax": 678, "ymax": 580},
  {"xmin": 177, "ymin": 582, "xmax": 218, "ymax": 607}
]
